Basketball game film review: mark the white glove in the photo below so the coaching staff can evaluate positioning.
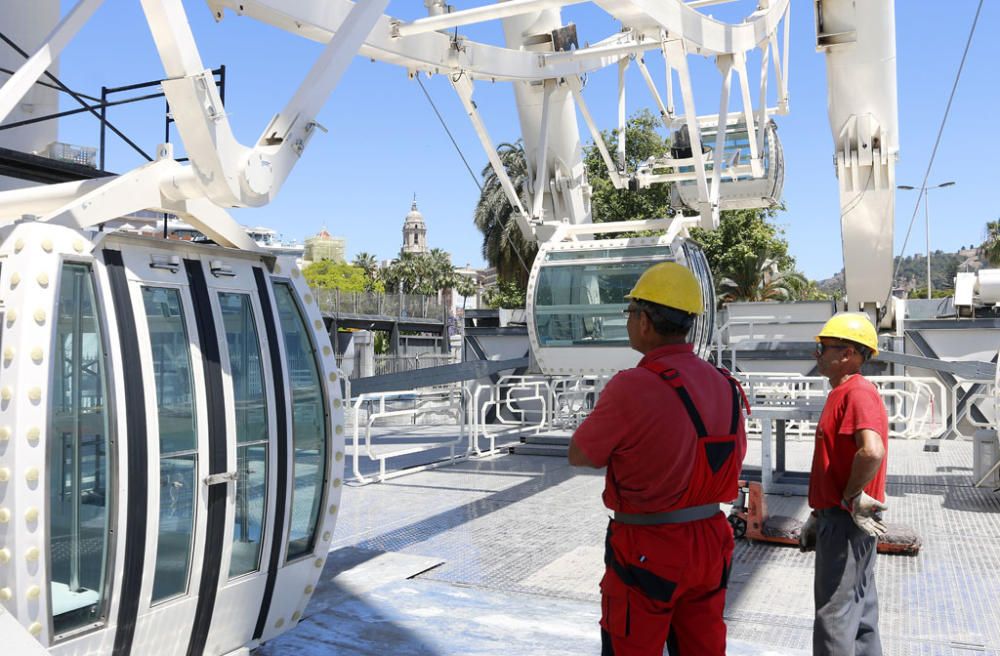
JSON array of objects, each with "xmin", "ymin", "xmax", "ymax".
[
  {"xmin": 798, "ymin": 513, "xmax": 817, "ymax": 552},
  {"xmin": 841, "ymin": 491, "xmax": 888, "ymax": 538}
]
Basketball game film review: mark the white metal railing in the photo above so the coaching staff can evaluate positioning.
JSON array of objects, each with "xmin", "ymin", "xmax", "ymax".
[
  {"xmin": 372, "ymin": 353, "xmax": 457, "ymax": 377},
  {"xmin": 874, "ymin": 376, "xmax": 947, "ymax": 439},
  {"xmin": 949, "ymin": 380, "xmax": 999, "ymax": 439},
  {"xmin": 314, "ymin": 288, "xmax": 445, "ymax": 320},
  {"xmin": 739, "ymin": 373, "xmax": 946, "ymax": 439},
  {"xmin": 549, "ymin": 375, "xmax": 609, "ymax": 429},
  {"xmin": 340, "ymin": 363, "xmax": 954, "ymax": 485},
  {"xmin": 350, "ymin": 386, "xmax": 468, "ymax": 484},
  {"xmin": 468, "ymin": 375, "xmax": 550, "ymax": 455}
]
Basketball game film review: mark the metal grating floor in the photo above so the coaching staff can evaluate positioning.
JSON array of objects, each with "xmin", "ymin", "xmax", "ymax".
[{"xmin": 259, "ymin": 430, "xmax": 1000, "ymax": 655}]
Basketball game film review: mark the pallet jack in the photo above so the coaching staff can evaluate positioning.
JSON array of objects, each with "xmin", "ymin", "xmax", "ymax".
[{"xmin": 727, "ymin": 481, "xmax": 921, "ymax": 555}]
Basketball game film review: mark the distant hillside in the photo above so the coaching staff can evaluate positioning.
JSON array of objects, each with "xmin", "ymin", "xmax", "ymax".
[{"xmin": 816, "ymin": 247, "xmax": 984, "ymax": 295}]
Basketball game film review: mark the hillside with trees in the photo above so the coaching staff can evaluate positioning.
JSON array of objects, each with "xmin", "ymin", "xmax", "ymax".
[{"xmin": 817, "ymin": 247, "xmax": 983, "ymax": 298}]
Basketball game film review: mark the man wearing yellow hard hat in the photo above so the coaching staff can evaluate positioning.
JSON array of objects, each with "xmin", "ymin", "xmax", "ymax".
[
  {"xmin": 800, "ymin": 312, "xmax": 889, "ymax": 655},
  {"xmin": 567, "ymin": 262, "xmax": 749, "ymax": 655}
]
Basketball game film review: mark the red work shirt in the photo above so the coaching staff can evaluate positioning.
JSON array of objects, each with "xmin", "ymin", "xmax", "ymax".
[
  {"xmin": 808, "ymin": 374, "xmax": 889, "ymax": 510},
  {"xmin": 573, "ymin": 343, "xmax": 748, "ymax": 513}
]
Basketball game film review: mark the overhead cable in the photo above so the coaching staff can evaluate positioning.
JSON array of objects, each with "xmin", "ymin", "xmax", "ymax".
[
  {"xmin": 890, "ymin": 0, "xmax": 984, "ymax": 291},
  {"xmin": 415, "ymin": 74, "xmax": 531, "ymax": 275}
]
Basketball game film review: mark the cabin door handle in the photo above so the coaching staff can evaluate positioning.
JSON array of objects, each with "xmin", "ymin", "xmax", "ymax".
[{"xmin": 204, "ymin": 471, "xmax": 238, "ymax": 485}]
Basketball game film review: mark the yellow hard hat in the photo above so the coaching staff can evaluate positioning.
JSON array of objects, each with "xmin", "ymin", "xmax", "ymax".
[
  {"xmin": 625, "ymin": 262, "xmax": 703, "ymax": 315},
  {"xmin": 816, "ymin": 313, "xmax": 879, "ymax": 356}
]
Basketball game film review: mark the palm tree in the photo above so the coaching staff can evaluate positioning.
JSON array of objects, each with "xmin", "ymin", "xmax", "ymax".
[
  {"xmin": 473, "ymin": 141, "xmax": 538, "ymax": 288},
  {"xmin": 718, "ymin": 252, "xmax": 807, "ymax": 303},
  {"xmin": 382, "ymin": 252, "xmax": 442, "ymax": 295},
  {"xmin": 981, "ymin": 219, "xmax": 1000, "ymax": 266},
  {"xmin": 352, "ymin": 251, "xmax": 379, "ymax": 292},
  {"xmin": 426, "ymin": 248, "xmax": 455, "ymax": 291},
  {"xmin": 453, "ymin": 275, "xmax": 477, "ymax": 311}
]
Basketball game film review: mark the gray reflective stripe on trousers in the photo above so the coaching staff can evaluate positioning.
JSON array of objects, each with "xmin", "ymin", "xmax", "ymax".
[{"xmin": 612, "ymin": 503, "xmax": 720, "ymax": 525}]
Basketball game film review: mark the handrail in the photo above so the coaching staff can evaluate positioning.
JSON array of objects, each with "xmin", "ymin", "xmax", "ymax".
[
  {"xmin": 469, "ymin": 375, "xmax": 550, "ymax": 455},
  {"xmin": 738, "ymin": 373, "xmax": 946, "ymax": 440},
  {"xmin": 350, "ymin": 386, "xmax": 467, "ymax": 484},
  {"xmin": 949, "ymin": 378, "xmax": 998, "ymax": 439}
]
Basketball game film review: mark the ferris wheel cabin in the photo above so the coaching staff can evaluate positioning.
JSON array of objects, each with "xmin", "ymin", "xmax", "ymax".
[
  {"xmin": 526, "ymin": 222, "xmax": 716, "ymax": 376},
  {"xmin": 0, "ymin": 222, "xmax": 345, "ymax": 655}
]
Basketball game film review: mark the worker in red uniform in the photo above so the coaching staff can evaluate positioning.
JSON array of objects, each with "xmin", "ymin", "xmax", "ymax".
[
  {"xmin": 568, "ymin": 262, "xmax": 748, "ymax": 656},
  {"xmin": 798, "ymin": 313, "xmax": 888, "ymax": 656}
]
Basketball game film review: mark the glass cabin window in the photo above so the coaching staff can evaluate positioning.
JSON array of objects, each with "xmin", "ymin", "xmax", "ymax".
[
  {"xmin": 48, "ymin": 263, "xmax": 112, "ymax": 636},
  {"xmin": 274, "ymin": 283, "xmax": 328, "ymax": 561},
  {"xmin": 534, "ymin": 259, "xmax": 662, "ymax": 347},
  {"xmin": 142, "ymin": 287, "xmax": 198, "ymax": 602},
  {"xmin": 678, "ymin": 123, "xmax": 765, "ymax": 181},
  {"xmin": 218, "ymin": 293, "xmax": 269, "ymax": 577}
]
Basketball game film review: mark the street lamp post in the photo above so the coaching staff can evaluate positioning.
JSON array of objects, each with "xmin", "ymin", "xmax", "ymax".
[{"xmin": 897, "ymin": 181, "xmax": 956, "ymax": 299}]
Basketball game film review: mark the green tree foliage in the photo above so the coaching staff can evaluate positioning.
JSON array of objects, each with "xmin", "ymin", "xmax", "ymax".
[
  {"xmin": 483, "ymin": 279, "xmax": 526, "ymax": 309},
  {"xmin": 906, "ymin": 287, "xmax": 953, "ymax": 299},
  {"xmin": 980, "ymin": 219, "xmax": 1000, "ymax": 266},
  {"xmin": 473, "ymin": 141, "xmax": 537, "ymax": 289},
  {"xmin": 786, "ymin": 277, "xmax": 832, "ymax": 301},
  {"xmin": 718, "ymin": 253, "xmax": 807, "ymax": 303},
  {"xmin": 891, "ymin": 251, "xmax": 961, "ymax": 292},
  {"xmin": 381, "ymin": 249, "xmax": 457, "ymax": 295},
  {"xmin": 452, "ymin": 275, "xmax": 477, "ymax": 309},
  {"xmin": 690, "ymin": 207, "xmax": 795, "ymax": 279},
  {"xmin": 303, "ymin": 261, "xmax": 369, "ymax": 292},
  {"xmin": 584, "ymin": 109, "xmax": 673, "ymax": 223},
  {"xmin": 351, "ymin": 251, "xmax": 382, "ymax": 292}
]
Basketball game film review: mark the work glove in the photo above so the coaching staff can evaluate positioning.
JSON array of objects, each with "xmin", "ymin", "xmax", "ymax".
[
  {"xmin": 798, "ymin": 513, "xmax": 817, "ymax": 553},
  {"xmin": 841, "ymin": 491, "xmax": 888, "ymax": 538}
]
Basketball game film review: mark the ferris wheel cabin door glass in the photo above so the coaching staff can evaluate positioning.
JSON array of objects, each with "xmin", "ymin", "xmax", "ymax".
[
  {"xmin": 218, "ymin": 292, "xmax": 269, "ymax": 578},
  {"xmin": 142, "ymin": 287, "xmax": 198, "ymax": 603},
  {"xmin": 48, "ymin": 263, "xmax": 113, "ymax": 636},
  {"xmin": 273, "ymin": 283, "xmax": 327, "ymax": 561}
]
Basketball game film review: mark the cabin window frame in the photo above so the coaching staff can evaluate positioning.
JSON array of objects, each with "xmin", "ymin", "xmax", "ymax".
[{"xmin": 45, "ymin": 256, "xmax": 120, "ymax": 643}]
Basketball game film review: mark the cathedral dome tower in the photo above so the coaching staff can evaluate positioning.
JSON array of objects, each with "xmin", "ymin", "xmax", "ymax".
[{"xmin": 401, "ymin": 195, "xmax": 428, "ymax": 255}]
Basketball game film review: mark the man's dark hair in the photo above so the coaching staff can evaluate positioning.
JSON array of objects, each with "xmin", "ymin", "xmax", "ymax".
[{"xmin": 634, "ymin": 299, "xmax": 695, "ymax": 336}]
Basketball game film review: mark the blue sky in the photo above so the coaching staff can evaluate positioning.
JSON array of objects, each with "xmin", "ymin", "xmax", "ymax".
[{"xmin": 47, "ymin": 1, "xmax": 998, "ymax": 280}]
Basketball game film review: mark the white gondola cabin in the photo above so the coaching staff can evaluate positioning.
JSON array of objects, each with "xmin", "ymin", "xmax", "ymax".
[
  {"xmin": 0, "ymin": 222, "xmax": 344, "ymax": 655},
  {"xmin": 670, "ymin": 119, "xmax": 785, "ymax": 213},
  {"xmin": 526, "ymin": 220, "xmax": 716, "ymax": 376}
]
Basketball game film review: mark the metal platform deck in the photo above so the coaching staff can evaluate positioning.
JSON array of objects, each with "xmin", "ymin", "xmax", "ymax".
[{"xmin": 255, "ymin": 431, "xmax": 1000, "ymax": 656}]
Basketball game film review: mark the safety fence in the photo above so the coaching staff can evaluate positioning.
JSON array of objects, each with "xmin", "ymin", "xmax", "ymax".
[
  {"xmin": 346, "ymin": 374, "xmax": 609, "ymax": 484},
  {"xmin": 739, "ymin": 373, "xmax": 947, "ymax": 439},
  {"xmin": 335, "ymin": 352, "xmax": 458, "ymax": 380},
  {"xmin": 343, "ymin": 371, "xmax": 957, "ymax": 484},
  {"xmin": 349, "ymin": 387, "xmax": 468, "ymax": 484},
  {"xmin": 314, "ymin": 289, "xmax": 445, "ymax": 320},
  {"xmin": 949, "ymin": 378, "xmax": 999, "ymax": 439},
  {"xmin": 373, "ymin": 353, "xmax": 457, "ymax": 376}
]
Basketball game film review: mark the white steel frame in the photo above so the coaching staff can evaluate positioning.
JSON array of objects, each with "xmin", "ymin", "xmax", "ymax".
[{"xmin": 0, "ymin": 0, "xmax": 791, "ymax": 243}]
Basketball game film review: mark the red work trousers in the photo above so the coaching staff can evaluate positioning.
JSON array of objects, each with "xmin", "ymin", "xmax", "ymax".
[{"xmin": 600, "ymin": 513, "xmax": 733, "ymax": 656}]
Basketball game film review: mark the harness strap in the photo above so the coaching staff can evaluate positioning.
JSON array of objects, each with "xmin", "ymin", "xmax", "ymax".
[
  {"xmin": 604, "ymin": 523, "xmax": 678, "ymax": 603},
  {"xmin": 640, "ymin": 361, "xmax": 710, "ymax": 438},
  {"xmin": 613, "ymin": 503, "xmax": 720, "ymax": 526},
  {"xmin": 717, "ymin": 366, "xmax": 752, "ymax": 418},
  {"xmin": 725, "ymin": 377, "xmax": 741, "ymax": 434},
  {"xmin": 672, "ymin": 384, "xmax": 709, "ymax": 439}
]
